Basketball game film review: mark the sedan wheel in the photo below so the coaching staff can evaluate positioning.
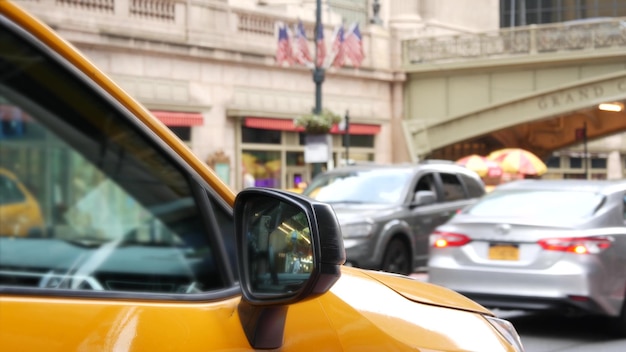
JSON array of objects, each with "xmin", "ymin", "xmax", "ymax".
[
  {"xmin": 381, "ymin": 239, "xmax": 411, "ymax": 275},
  {"xmin": 609, "ymin": 297, "xmax": 626, "ymax": 337}
]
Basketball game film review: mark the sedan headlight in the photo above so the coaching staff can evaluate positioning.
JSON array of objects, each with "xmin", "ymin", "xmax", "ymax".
[
  {"xmin": 341, "ymin": 221, "xmax": 374, "ymax": 239},
  {"xmin": 484, "ymin": 316, "xmax": 525, "ymax": 352}
]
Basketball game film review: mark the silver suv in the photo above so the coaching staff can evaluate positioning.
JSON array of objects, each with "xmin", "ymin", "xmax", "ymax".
[{"xmin": 302, "ymin": 161, "xmax": 485, "ymax": 275}]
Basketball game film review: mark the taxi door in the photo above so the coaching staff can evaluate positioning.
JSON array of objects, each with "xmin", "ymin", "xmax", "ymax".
[{"xmin": 0, "ymin": 4, "xmax": 337, "ymax": 350}]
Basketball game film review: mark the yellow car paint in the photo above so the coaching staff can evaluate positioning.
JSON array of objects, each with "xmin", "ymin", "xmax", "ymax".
[{"xmin": 0, "ymin": 168, "xmax": 45, "ymax": 237}]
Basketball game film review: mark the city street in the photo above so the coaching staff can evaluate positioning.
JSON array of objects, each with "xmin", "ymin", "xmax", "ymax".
[
  {"xmin": 504, "ymin": 311, "xmax": 626, "ymax": 352},
  {"xmin": 410, "ymin": 272, "xmax": 626, "ymax": 351}
]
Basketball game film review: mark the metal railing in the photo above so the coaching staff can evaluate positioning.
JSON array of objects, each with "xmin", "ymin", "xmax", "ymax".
[{"xmin": 403, "ymin": 17, "xmax": 626, "ymax": 65}]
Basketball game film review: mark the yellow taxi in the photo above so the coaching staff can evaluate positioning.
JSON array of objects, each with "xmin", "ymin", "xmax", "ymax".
[
  {"xmin": 0, "ymin": 168, "xmax": 45, "ymax": 237},
  {"xmin": 0, "ymin": 2, "xmax": 524, "ymax": 351}
]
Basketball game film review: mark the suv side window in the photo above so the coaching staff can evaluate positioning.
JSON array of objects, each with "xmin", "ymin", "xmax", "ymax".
[
  {"xmin": 0, "ymin": 21, "xmax": 228, "ymax": 294},
  {"xmin": 415, "ymin": 173, "xmax": 438, "ymax": 200},
  {"xmin": 460, "ymin": 174, "xmax": 485, "ymax": 198},
  {"xmin": 439, "ymin": 172, "xmax": 466, "ymax": 201}
]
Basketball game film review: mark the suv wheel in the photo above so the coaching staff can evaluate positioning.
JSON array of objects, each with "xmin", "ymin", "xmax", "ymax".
[{"xmin": 381, "ymin": 238, "xmax": 411, "ymax": 275}]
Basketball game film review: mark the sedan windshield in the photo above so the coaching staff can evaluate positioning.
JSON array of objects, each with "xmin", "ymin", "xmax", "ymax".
[
  {"xmin": 303, "ymin": 169, "xmax": 412, "ymax": 204},
  {"xmin": 464, "ymin": 190, "xmax": 605, "ymax": 219}
]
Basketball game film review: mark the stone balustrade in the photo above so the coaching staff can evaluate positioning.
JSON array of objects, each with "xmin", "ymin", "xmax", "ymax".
[
  {"xmin": 403, "ymin": 17, "xmax": 626, "ymax": 65},
  {"xmin": 15, "ymin": 0, "xmax": 382, "ymax": 70}
]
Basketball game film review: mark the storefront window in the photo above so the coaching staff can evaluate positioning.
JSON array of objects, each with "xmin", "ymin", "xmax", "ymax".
[
  {"xmin": 564, "ymin": 173, "xmax": 586, "ymax": 179},
  {"xmin": 591, "ymin": 157, "xmax": 607, "ymax": 169},
  {"xmin": 342, "ymin": 134, "xmax": 374, "ymax": 148},
  {"xmin": 242, "ymin": 127, "xmax": 281, "ymax": 144},
  {"xmin": 242, "ymin": 150, "xmax": 281, "ymax": 188},
  {"xmin": 546, "ymin": 155, "xmax": 560, "ymax": 168},
  {"xmin": 286, "ymin": 151, "xmax": 305, "ymax": 166},
  {"xmin": 239, "ymin": 125, "xmax": 377, "ymax": 191},
  {"xmin": 298, "ymin": 133, "xmax": 306, "ymax": 146},
  {"xmin": 168, "ymin": 127, "xmax": 191, "ymax": 142},
  {"xmin": 570, "ymin": 157, "xmax": 583, "ymax": 168},
  {"xmin": 336, "ymin": 151, "xmax": 374, "ymax": 166}
]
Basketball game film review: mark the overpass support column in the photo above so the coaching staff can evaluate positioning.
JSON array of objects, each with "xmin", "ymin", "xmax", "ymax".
[{"xmin": 391, "ymin": 74, "xmax": 409, "ymax": 163}]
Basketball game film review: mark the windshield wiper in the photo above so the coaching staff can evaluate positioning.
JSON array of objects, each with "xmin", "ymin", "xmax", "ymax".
[{"xmin": 62, "ymin": 237, "xmax": 109, "ymax": 248}]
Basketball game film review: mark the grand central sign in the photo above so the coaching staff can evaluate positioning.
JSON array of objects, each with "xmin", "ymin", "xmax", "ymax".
[
  {"xmin": 404, "ymin": 72, "xmax": 626, "ymax": 159},
  {"xmin": 536, "ymin": 77, "xmax": 626, "ymax": 112}
]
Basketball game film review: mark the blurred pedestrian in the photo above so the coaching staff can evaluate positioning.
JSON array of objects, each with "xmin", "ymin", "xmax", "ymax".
[{"xmin": 242, "ymin": 165, "xmax": 255, "ymax": 188}]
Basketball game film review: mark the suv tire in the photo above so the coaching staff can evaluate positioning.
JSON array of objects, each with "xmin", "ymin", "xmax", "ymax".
[{"xmin": 381, "ymin": 238, "xmax": 411, "ymax": 275}]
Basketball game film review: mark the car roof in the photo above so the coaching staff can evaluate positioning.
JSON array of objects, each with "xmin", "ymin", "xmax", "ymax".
[
  {"xmin": 319, "ymin": 161, "xmax": 482, "ymax": 179},
  {"xmin": 494, "ymin": 179, "xmax": 626, "ymax": 194}
]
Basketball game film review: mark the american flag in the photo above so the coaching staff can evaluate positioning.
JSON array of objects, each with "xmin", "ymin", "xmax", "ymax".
[
  {"xmin": 276, "ymin": 23, "xmax": 293, "ymax": 66},
  {"xmin": 330, "ymin": 25, "xmax": 345, "ymax": 68},
  {"xmin": 344, "ymin": 23, "xmax": 364, "ymax": 68},
  {"xmin": 315, "ymin": 22, "xmax": 326, "ymax": 68},
  {"xmin": 293, "ymin": 20, "xmax": 312, "ymax": 65}
]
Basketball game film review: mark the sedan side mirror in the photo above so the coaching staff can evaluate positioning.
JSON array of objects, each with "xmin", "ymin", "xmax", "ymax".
[{"xmin": 234, "ymin": 188, "xmax": 346, "ymax": 349}]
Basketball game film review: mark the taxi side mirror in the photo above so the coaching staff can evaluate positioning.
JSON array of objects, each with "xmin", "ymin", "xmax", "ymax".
[{"xmin": 234, "ymin": 188, "xmax": 346, "ymax": 349}]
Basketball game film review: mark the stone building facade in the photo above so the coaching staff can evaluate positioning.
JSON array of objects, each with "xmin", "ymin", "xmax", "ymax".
[{"xmin": 13, "ymin": 0, "xmax": 498, "ymax": 190}]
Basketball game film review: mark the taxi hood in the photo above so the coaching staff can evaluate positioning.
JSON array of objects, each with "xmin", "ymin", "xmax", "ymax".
[
  {"xmin": 318, "ymin": 266, "xmax": 514, "ymax": 351},
  {"xmin": 343, "ymin": 266, "xmax": 492, "ymax": 315}
]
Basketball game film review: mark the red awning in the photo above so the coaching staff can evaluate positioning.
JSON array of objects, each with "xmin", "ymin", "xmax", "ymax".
[
  {"xmin": 335, "ymin": 123, "xmax": 381, "ymax": 135},
  {"xmin": 245, "ymin": 117, "xmax": 299, "ymax": 131},
  {"xmin": 244, "ymin": 117, "xmax": 380, "ymax": 135},
  {"xmin": 0, "ymin": 106, "xmax": 204, "ymax": 126},
  {"xmin": 151, "ymin": 110, "xmax": 203, "ymax": 126}
]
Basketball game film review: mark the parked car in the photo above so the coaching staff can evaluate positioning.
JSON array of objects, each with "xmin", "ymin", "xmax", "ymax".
[
  {"xmin": 0, "ymin": 2, "xmax": 524, "ymax": 351},
  {"xmin": 0, "ymin": 168, "xmax": 45, "ymax": 237},
  {"xmin": 428, "ymin": 179, "xmax": 626, "ymax": 335},
  {"xmin": 302, "ymin": 162, "xmax": 485, "ymax": 275}
]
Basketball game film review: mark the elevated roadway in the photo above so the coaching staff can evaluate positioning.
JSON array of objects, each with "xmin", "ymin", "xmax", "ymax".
[{"xmin": 400, "ymin": 18, "xmax": 626, "ymax": 161}]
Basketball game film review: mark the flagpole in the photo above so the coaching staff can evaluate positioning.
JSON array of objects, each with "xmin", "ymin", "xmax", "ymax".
[{"xmin": 313, "ymin": 0, "xmax": 324, "ymax": 115}]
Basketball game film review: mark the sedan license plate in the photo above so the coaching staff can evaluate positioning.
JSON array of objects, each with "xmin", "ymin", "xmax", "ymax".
[{"xmin": 488, "ymin": 243, "xmax": 519, "ymax": 261}]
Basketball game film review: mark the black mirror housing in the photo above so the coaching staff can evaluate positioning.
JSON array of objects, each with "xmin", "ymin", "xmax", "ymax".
[{"xmin": 233, "ymin": 188, "xmax": 346, "ymax": 349}]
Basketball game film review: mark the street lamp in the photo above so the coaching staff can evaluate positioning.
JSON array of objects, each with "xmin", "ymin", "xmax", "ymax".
[
  {"xmin": 343, "ymin": 110, "xmax": 350, "ymax": 165},
  {"xmin": 308, "ymin": 0, "xmax": 328, "ymax": 178},
  {"xmin": 313, "ymin": 0, "xmax": 324, "ymax": 115},
  {"xmin": 575, "ymin": 123, "xmax": 588, "ymax": 180}
]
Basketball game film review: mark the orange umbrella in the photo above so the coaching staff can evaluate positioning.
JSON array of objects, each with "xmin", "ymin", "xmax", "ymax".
[
  {"xmin": 487, "ymin": 148, "xmax": 547, "ymax": 176},
  {"xmin": 456, "ymin": 154, "xmax": 503, "ymax": 178}
]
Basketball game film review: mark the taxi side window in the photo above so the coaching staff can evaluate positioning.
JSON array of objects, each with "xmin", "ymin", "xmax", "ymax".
[{"xmin": 0, "ymin": 21, "xmax": 228, "ymax": 294}]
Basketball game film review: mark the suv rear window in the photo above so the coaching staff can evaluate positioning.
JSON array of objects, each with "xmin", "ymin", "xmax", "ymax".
[
  {"xmin": 439, "ymin": 172, "xmax": 466, "ymax": 201},
  {"xmin": 460, "ymin": 174, "xmax": 485, "ymax": 198}
]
